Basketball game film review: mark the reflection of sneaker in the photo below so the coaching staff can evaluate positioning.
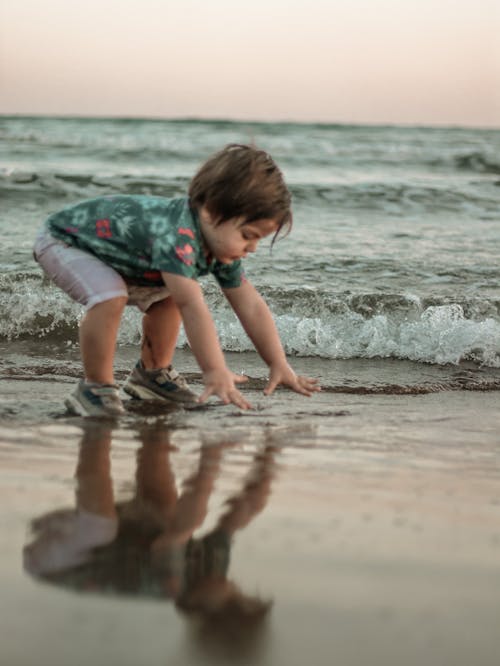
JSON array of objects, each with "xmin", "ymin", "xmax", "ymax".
[
  {"xmin": 123, "ymin": 361, "xmax": 197, "ymax": 404},
  {"xmin": 65, "ymin": 381, "xmax": 126, "ymax": 417}
]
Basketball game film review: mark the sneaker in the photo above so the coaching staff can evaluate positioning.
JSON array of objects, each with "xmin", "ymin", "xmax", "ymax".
[
  {"xmin": 65, "ymin": 381, "xmax": 126, "ymax": 417},
  {"xmin": 123, "ymin": 361, "xmax": 198, "ymax": 404}
]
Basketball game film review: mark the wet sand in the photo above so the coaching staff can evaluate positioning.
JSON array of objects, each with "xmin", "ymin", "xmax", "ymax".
[{"xmin": 1, "ymin": 345, "xmax": 499, "ymax": 665}]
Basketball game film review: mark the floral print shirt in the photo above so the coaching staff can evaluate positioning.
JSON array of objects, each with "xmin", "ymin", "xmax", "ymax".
[{"xmin": 45, "ymin": 195, "xmax": 244, "ymax": 288}]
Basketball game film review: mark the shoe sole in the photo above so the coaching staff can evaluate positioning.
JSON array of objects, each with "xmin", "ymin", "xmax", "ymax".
[
  {"xmin": 65, "ymin": 396, "xmax": 88, "ymax": 416},
  {"xmin": 123, "ymin": 381, "xmax": 197, "ymax": 405},
  {"xmin": 65, "ymin": 395, "xmax": 125, "ymax": 417}
]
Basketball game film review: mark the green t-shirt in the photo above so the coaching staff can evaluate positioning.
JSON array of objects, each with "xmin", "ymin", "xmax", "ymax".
[{"xmin": 45, "ymin": 195, "xmax": 245, "ymax": 288}]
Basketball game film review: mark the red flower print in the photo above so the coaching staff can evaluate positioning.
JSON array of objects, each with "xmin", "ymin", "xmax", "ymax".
[
  {"xmin": 178, "ymin": 227, "xmax": 195, "ymax": 240},
  {"xmin": 143, "ymin": 271, "xmax": 162, "ymax": 281},
  {"xmin": 65, "ymin": 226, "xmax": 79, "ymax": 234},
  {"xmin": 96, "ymin": 219, "xmax": 112, "ymax": 239},
  {"xmin": 175, "ymin": 243, "xmax": 194, "ymax": 266}
]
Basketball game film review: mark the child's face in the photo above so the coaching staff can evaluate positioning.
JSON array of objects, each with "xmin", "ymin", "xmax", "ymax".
[{"xmin": 201, "ymin": 213, "xmax": 279, "ymax": 265}]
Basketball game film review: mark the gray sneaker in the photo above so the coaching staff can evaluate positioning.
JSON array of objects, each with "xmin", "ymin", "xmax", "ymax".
[
  {"xmin": 65, "ymin": 381, "xmax": 126, "ymax": 417},
  {"xmin": 123, "ymin": 361, "xmax": 198, "ymax": 404}
]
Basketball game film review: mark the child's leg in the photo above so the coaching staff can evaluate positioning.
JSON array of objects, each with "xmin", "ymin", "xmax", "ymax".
[
  {"xmin": 141, "ymin": 297, "xmax": 182, "ymax": 370},
  {"xmin": 124, "ymin": 296, "xmax": 196, "ymax": 403},
  {"xmin": 124, "ymin": 295, "xmax": 196, "ymax": 403},
  {"xmin": 80, "ymin": 297, "xmax": 128, "ymax": 384},
  {"xmin": 135, "ymin": 427, "xmax": 178, "ymax": 510},
  {"xmin": 34, "ymin": 232, "xmax": 129, "ymax": 386},
  {"xmin": 76, "ymin": 423, "xmax": 116, "ymax": 518}
]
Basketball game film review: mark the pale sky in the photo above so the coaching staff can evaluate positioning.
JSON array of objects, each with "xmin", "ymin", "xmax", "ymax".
[{"xmin": 1, "ymin": 0, "xmax": 499, "ymax": 127}]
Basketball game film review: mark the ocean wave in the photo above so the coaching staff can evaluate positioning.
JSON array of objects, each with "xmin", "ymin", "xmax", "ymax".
[
  {"xmin": 289, "ymin": 181, "xmax": 498, "ymax": 216},
  {"xmin": 273, "ymin": 307, "xmax": 500, "ymax": 367},
  {"xmin": 2, "ymin": 275, "xmax": 499, "ymax": 367},
  {"xmin": 2, "ymin": 169, "xmax": 497, "ymax": 217},
  {"xmin": 0, "ymin": 170, "xmax": 189, "ymax": 199},
  {"xmin": 452, "ymin": 152, "xmax": 500, "ymax": 175},
  {"xmin": 2, "ymin": 118, "xmax": 499, "ymax": 176}
]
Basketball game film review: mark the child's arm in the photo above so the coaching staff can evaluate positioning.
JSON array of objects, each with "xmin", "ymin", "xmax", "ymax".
[
  {"xmin": 223, "ymin": 281, "xmax": 320, "ymax": 397},
  {"xmin": 162, "ymin": 272, "xmax": 251, "ymax": 409}
]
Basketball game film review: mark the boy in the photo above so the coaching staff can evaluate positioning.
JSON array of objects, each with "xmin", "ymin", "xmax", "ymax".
[{"xmin": 34, "ymin": 144, "xmax": 319, "ymax": 416}]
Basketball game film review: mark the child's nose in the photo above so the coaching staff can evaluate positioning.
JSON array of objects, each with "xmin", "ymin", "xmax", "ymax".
[{"xmin": 246, "ymin": 239, "xmax": 258, "ymax": 253}]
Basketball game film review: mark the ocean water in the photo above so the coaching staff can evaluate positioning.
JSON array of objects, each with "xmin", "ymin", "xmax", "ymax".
[{"xmin": 1, "ymin": 115, "xmax": 500, "ymax": 377}]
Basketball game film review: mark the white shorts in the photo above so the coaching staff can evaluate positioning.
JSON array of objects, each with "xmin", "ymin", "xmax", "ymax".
[{"xmin": 34, "ymin": 230, "xmax": 171, "ymax": 313}]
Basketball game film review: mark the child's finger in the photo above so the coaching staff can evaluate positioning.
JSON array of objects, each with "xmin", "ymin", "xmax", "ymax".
[
  {"xmin": 295, "ymin": 385, "xmax": 314, "ymax": 396},
  {"xmin": 199, "ymin": 385, "xmax": 252, "ymax": 410},
  {"xmin": 292, "ymin": 376, "xmax": 321, "ymax": 396},
  {"xmin": 232, "ymin": 373, "xmax": 249, "ymax": 385},
  {"xmin": 197, "ymin": 387, "xmax": 214, "ymax": 404},
  {"xmin": 299, "ymin": 376, "xmax": 321, "ymax": 391},
  {"xmin": 263, "ymin": 379, "xmax": 278, "ymax": 396},
  {"xmin": 223, "ymin": 388, "xmax": 252, "ymax": 410},
  {"xmin": 231, "ymin": 390, "xmax": 252, "ymax": 410}
]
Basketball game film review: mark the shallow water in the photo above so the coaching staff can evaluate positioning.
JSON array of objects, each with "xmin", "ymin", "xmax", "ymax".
[
  {"xmin": 1, "ymin": 369, "xmax": 499, "ymax": 666},
  {"xmin": 1, "ymin": 348, "xmax": 500, "ymax": 665}
]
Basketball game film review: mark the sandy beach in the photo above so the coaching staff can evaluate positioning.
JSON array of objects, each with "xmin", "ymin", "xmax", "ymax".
[{"xmin": 0, "ymin": 343, "xmax": 499, "ymax": 666}]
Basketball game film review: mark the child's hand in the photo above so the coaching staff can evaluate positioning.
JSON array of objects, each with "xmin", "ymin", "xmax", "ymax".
[
  {"xmin": 199, "ymin": 368, "xmax": 252, "ymax": 410},
  {"xmin": 264, "ymin": 362, "xmax": 320, "ymax": 397}
]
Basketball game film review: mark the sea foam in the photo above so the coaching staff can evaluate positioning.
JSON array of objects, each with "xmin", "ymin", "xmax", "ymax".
[{"xmin": 2, "ymin": 277, "xmax": 499, "ymax": 367}]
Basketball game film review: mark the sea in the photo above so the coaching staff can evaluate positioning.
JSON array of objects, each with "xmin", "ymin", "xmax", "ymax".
[{"xmin": 1, "ymin": 115, "xmax": 500, "ymax": 392}]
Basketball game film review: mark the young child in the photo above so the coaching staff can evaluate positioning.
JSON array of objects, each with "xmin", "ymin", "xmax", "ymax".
[{"xmin": 34, "ymin": 144, "xmax": 320, "ymax": 416}]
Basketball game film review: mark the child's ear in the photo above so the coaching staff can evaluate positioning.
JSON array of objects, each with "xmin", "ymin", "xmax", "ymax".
[{"xmin": 200, "ymin": 206, "xmax": 218, "ymax": 226}]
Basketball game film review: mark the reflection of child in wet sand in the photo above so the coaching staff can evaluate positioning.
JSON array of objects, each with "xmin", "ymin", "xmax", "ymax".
[
  {"xmin": 24, "ymin": 424, "xmax": 275, "ymax": 625},
  {"xmin": 34, "ymin": 144, "xmax": 319, "ymax": 416}
]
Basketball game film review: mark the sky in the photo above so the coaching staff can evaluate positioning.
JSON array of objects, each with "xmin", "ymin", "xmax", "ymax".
[{"xmin": 1, "ymin": 0, "xmax": 499, "ymax": 127}]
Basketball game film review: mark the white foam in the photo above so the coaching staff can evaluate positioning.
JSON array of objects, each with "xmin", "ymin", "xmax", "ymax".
[
  {"xmin": 212, "ymin": 303, "xmax": 500, "ymax": 367},
  {"xmin": 3, "ymin": 281, "xmax": 499, "ymax": 367},
  {"xmin": 0, "ymin": 278, "xmax": 81, "ymax": 339}
]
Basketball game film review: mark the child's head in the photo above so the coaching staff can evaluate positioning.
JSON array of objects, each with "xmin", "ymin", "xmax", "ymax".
[{"xmin": 189, "ymin": 144, "xmax": 292, "ymax": 238}]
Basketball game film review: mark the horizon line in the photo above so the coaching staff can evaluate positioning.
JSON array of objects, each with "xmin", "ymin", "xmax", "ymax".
[{"xmin": 1, "ymin": 111, "xmax": 499, "ymax": 132}]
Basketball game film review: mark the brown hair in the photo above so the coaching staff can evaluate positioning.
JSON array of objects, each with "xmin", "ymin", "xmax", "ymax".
[{"xmin": 188, "ymin": 144, "xmax": 292, "ymax": 238}]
